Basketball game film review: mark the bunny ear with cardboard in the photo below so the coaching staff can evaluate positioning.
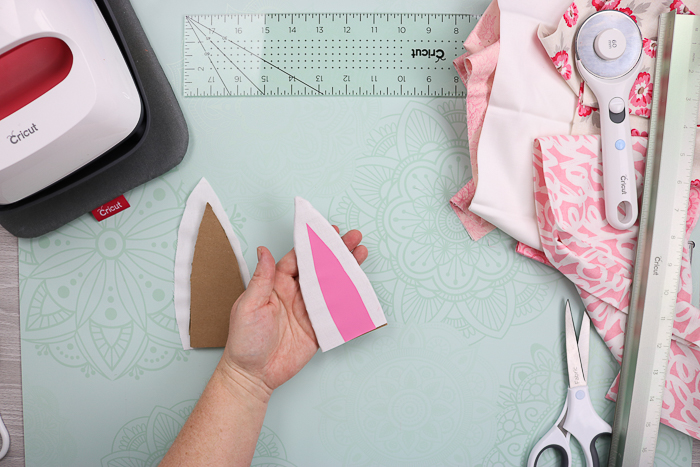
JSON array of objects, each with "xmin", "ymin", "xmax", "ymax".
[
  {"xmin": 174, "ymin": 178, "xmax": 250, "ymax": 350},
  {"xmin": 293, "ymin": 197, "xmax": 387, "ymax": 352}
]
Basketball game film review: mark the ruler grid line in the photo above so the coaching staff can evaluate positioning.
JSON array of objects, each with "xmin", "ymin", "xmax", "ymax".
[
  {"xmin": 188, "ymin": 17, "xmax": 322, "ymax": 95},
  {"xmin": 188, "ymin": 18, "xmax": 254, "ymax": 95}
]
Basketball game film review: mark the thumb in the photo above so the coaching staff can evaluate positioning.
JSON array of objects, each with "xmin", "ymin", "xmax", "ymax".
[{"xmin": 243, "ymin": 247, "xmax": 276, "ymax": 308}]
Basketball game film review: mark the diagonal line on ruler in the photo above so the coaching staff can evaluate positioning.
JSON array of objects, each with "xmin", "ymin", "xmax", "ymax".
[
  {"xmin": 189, "ymin": 17, "xmax": 324, "ymax": 95},
  {"xmin": 188, "ymin": 18, "xmax": 264, "ymax": 95},
  {"xmin": 186, "ymin": 17, "xmax": 232, "ymax": 96}
]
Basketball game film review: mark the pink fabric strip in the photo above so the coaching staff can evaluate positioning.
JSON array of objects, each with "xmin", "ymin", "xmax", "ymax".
[
  {"xmin": 450, "ymin": 0, "xmax": 500, "ymax": 241},
  {"xmin": 307, "ymin": 224, "xmax": 376, "ymax": 341}
]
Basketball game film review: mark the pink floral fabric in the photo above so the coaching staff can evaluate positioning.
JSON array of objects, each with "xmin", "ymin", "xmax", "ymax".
[
  {"xmin": 643, "ymin": 38, "xmax": 657, "ymax": 58},
  {"xmin": 672, "ymin": 0, "xmax": 697, "ymax": 14},
  {"xmin": 524, "ymin": 134, "xmax": 700, "ymax": 438},
  {"xmin": 552, "ymin": 50, "xmax": 573, "ymax": 80},
  {"xmin": 537, "ymin": 0, "xmax": 698, "ymax": 128},
  {"xmin": 564, "ymin": 3, "xmax": 579, "ymax": 27},
  {"xmin": 592, "ymin": 0, "xmax": 621, "ymax": 9},
  {"xmin": 450, "ymin": 0, "xmax": 500, "ymax": 241},
  {"xmin": 629, "ymin": 72, "xmax": 653, "ymax": 118}
]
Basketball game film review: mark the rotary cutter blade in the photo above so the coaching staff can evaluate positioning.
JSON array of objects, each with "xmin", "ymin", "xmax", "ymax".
[{"xmin": 575, "ymin": 10, "xmax": 643, "ymax": 230}]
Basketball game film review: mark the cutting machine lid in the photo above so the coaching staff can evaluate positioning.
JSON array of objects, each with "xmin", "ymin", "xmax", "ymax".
[
  {"xmin": 0, "ymin": 0, "xmax": 145, "ymax": 206},
  {"xmin": 0, "ymin": 0, "xmax": 188, "ymax": 237}
]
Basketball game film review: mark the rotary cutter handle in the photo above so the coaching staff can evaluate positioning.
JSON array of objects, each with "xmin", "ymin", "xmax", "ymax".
[
  {"xmin": 575, "ymin": 11, "xmax": 643, "ymax": 230},
  {"xmin": 588, "ymin": 75, "xmax": 639, "ymax": 230}
]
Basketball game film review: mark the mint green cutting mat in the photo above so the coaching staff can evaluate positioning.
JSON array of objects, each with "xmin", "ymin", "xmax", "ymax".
[{"xmin": 16, "ymin": 1, "xmax": 693, "ymax": 466}]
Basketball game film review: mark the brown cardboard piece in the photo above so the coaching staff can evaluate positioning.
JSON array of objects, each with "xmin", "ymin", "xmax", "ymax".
[{"xmin": 189, "ymin": 203, "xmax": 246, "ymax": 348}]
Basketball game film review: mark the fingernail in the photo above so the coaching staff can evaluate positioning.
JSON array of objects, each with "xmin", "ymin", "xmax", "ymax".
[{"xmin": 257, "ymin": 247, "xmax": 262, "ymax": 261}]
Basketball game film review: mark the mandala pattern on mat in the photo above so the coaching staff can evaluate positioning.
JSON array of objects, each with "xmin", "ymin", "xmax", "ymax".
[
  {"xmin": 654, "ymin": 426, "xmax": 694, "ymax": 467},
  {"xmin": 101, "ymin": 400, "xmax": 297, "ymax": 467},
  {"xmin": 316, "ymin": 324, "xmax": 498, "ymax": 466},
  {"xmin": 18, "ymin": 173, "xmax": 248, "ymax": 380},
  {"xmin": 23, "ymin": 385, "xmax": 78, "ymax": 467},
  {"xmin": 329, "ymin": 99, "xmax": 562, "ymax": 342},
  {"xmin": 480, "ymin": 336, "xmax": 611, "ymax": 465},
  {"xmin": 480, "ymin": 335, "xmax": 691, "ymax": 466}
]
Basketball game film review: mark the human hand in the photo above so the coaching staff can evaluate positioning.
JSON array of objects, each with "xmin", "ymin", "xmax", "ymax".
[{"xmin": 217, "ymin": 228, "xmax": 368, "ymax": 402}]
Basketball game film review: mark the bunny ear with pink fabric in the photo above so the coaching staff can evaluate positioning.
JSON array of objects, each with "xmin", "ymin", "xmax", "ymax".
[{"xmin": 293, "ymin": 197, "xmax": 387, "ymax": 352}]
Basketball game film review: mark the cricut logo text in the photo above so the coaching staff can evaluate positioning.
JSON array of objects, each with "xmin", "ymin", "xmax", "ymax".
[
  {"xmin": 620, "ymin": 175, "xmax": 628, "ymax": 195},
  {"xmin": 92, "ymin": 195, "xmax": 130, "ymax": 222},
  {"xmin": 411, "ymin": 49, "xmax": 446, "ymax": 63},
  {"xmin": 7, "ymin": 124, "xmax": 38, "ymax": 144}
]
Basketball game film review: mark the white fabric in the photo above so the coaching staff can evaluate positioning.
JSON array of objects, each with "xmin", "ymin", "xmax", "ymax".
[
  {"xmin": 293, "ymin": 197, "xmax": 386, "ymax": 352},
  {"xmin": 469, "ymin": 0, "xmax": 576, "ymax": 249},
  {"xmin": 174, "ymin": 178, "xmax": 250, "ymax": 350}
]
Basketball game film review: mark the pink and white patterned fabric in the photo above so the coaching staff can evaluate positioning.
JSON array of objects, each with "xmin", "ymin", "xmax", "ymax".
[
  {"xmin": 450, "ymin": 0, "xmax": 500, "ymax": 241},
  {"xmin": 524, "ymin": 134, "xmax": 700, "ymax": 438},
  {"xmin": 538, "ymin": 0, "xmax": 698, "ymax": 130}
]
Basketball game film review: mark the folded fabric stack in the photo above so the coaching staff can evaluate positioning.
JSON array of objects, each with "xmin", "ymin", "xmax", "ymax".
[{"xmin": 451, "ymin": 0, "xmax": 700, "ymax": 437}]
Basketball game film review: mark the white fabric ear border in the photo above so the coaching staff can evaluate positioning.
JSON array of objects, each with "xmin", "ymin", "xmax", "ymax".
[
  {"xmin": 174, "ymin": 178, "xmax": 251, "ymax": 350},
  {"xmin": 294, "ymin": 197, "xmax": 386, "ymax": 351}
]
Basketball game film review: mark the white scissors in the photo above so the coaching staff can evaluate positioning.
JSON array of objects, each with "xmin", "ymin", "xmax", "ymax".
[
  {"xmin": 0, "ymin": 411, "xmax": 8, "ymax": 460},
  {"xmin": 527, "ymin": 301, "xmax": 611, "ymax": 467}
]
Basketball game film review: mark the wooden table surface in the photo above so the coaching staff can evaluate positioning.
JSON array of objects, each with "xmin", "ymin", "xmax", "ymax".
[
  {"xmin": 0, "ymin": 226, "xmax": 24, "ymax": 466},
  {"xmin": 0, "ymin": 224, "xmax": 699, "ymax": 466}
]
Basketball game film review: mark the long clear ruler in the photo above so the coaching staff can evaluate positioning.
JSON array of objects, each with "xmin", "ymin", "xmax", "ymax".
[
  {"xmin": 182, "ymin": 13, "xmax": 479, "ymax": 97},
  {"xmin": 609, "ymin": 13, "xmax": 700, "ymax": 467}
]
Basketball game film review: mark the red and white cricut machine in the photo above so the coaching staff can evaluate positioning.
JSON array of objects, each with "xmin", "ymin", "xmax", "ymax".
[{"xmin": 0, "ymin": 0, "xmax": 143, "ymax": 205}]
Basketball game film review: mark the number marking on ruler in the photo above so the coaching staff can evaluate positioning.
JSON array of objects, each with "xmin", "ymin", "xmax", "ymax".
[
  {"xmin": 609, "ymin": 13, "xmax": 700, "ymax": 467},
  {"xmin": 182, "ymin": 13, "xmax": 479, "ymax": 97}
]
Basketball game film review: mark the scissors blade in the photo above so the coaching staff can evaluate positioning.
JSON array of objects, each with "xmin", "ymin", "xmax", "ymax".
[
  {"xmin": 565, "ymin": 300, "xmax": 586, "ymax": 388},
  {"xmin": 578, "ymin": 311, "xmax": 590, "ymax": 382},
  {"xmin": 557, "ymin": 409, "xmax": 569, "ymax": 436}
]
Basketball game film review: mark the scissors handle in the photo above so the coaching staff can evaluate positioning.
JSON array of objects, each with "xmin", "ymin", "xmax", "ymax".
[
  {"xmin": 527, "ymin": 399, "xmax": 572, "ymax": 467},
  {"xmin": 563, "ymin": 387, "xmax": 612, "ymax": 467},
  {"xmin": 0, "ymin": 412, "xmax": 9, "ymax": 460}
]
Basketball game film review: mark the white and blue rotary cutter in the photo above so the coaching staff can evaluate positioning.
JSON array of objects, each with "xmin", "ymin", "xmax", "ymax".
[{"xmin": 574, "ymin": 10, "xmax": 643, "ymax": 230}]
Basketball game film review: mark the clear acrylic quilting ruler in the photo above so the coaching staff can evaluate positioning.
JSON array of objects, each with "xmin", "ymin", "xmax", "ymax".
[
  {"xmin": 609, "ymin": 13, "xmax": 700, "ymax": 467},
  {"xmin": 182, "ymin": 13, "xmax": 479, "ymax": 97}
]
